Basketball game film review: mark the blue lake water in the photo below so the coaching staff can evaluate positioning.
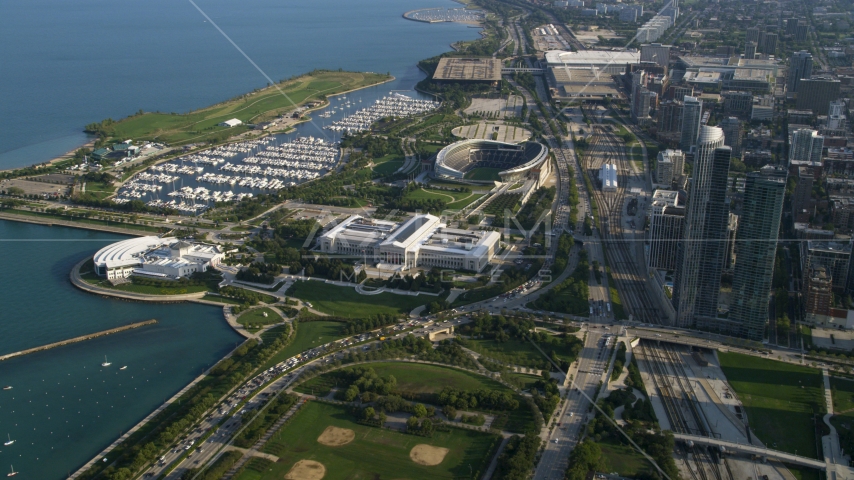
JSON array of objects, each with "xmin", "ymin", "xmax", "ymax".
[
  {"xmin": 0, "ymin": 0, "xmax": 480, "ymax": 170},
  {"xmin": 0, "ymin": 0, "xmax": 479, "ymax": 477}
]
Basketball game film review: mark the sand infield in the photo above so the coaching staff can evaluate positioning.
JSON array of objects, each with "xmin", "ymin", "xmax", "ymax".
[
  {"xmin": 409, "ymin": 444, "xmax": 450, "ymax": 466},
  {"xmin": 316, "ymin": 426, "xmax": 355, "ymax": 446},
  {"xmin": 285, "ymin": 459, "xmax": 326, "ymax": 480}
]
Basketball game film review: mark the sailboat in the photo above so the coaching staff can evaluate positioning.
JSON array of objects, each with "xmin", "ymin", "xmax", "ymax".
[
  {"xmin": 6, "ymin": 465, "xmax": 17, "ymax": 477},
  {"xmin": 3, "ymin": 434, "xmax": 13, "ymax": 446},
  {"xmin": 120, "ymin": 366, "xmax": 128, "ymax": 370},
  {"xmin": 101, "ymin": 356, "xmax": 112, "ymax": 367}
]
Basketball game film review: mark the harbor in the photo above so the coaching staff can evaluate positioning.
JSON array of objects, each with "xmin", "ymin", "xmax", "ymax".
[{"xmin": 324, "ymin": 93, "xmax": 440, "ymax": 133}]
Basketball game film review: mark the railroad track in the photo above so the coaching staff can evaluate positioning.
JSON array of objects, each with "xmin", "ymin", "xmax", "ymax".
[
  {"xmin": 638, "ymin": 340, "xmax": 734, "ymax": 480},
  {"xmin": 580, "ymin": 117, "xmax": 659, "ymax": 323}
]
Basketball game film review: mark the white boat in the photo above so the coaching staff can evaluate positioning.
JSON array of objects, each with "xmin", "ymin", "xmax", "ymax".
[
  {"xmin": 3, "ymin": 434, "xmax": 13, "ymax": 446},
  {"xmin": 102, "ymin": 356, "xmax": 112, "ymax": 367},
  {"xmin": 6, "ymin": 465, "xmax": 16, "ymax": 477},
  {"xmin": 120, "ymin": 366, "xmax": 127, "ymax": 370},
  {"xmin": 1, "ymin": 386, "xmax": 10, "ymax": 391}
]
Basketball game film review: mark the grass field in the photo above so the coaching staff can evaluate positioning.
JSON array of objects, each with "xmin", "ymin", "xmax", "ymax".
[
  {"xmin": 294, "ymin": 362, "xmax": 536, "ymax": 433},
  {"xmin": 464, "ymin": 167, "xmax": 502, "ymax": 181},
  {"xmin": 233, "ymin": 401, "xmax": 500, "ymax": 480},
  {"xmin": 237, "ymin": 307, "xmax": 283, "ymax": 331},
  {"xmin": 718, "ymin": 352, "xmax": 824, "ymax": 458},
  {"xmin": 404, "ymin": 187, "xmax": 482, "ymax": 210},
  {"xmin": 81, "ymin": 273, "xmax": 210, "ymax": 295},
  {"xmin": 372, "ymin": 153, "xmax": 405, "ymax": 175},
  {"xmin": 469, "ymin": 338, "xmax": 549, "ymax": 368},
  {"xmin": 106, "ymin": 71, "xmax": 389, "ymax": 145},
  {"xmin": 598, "ymin": 439, "xmax": 651, "ymax": 477},
  {"xmin": 258, "ymin": 321, "xmax": 347, "ymax": 372},
  {"xmin": 286, "ymin": 280, "xmax": 433, "ymax": 317}
]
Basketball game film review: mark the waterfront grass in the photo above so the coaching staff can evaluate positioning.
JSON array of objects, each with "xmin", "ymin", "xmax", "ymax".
[
  {"xmin": 718, "ymin": 352, "xmax": 824, "ymax": 459},
  {"xmin": 464, "ymin": 167, "xmax": 502, "ymax": 181},
  {"xmin": 286, "ymin": 280, "xmax": 432, "ymax": 317},
  {"xmin": 236, "ymin": 401, "xmax": 499, "ymax": 480},
  {"xmin": 202, "ymin": 294, "xmax": 243, "ymax": 305},
  {"xmin": 106, "ymin": 71, "xmax": 390, "ymax": 145},
  {"xmin": 237, "ymin": 307, "xmax": 283, "ymax": 331},
  {"xmin": 258, "ymin": 321, "xmax": 347, "ymax": 372}
]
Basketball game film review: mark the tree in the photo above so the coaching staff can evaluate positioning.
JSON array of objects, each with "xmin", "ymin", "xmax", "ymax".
[
  {"xmin": 413, "ymin": 403, "xmax": 428, "ymax": 418},
  {"xmin": 363, "ymin": 407, "xmax": 376, "ymax": 421},
  {"xmin": 406, "ymin": 416, "xmax": 419, "ymax": 431},
  {"xmin": 344, "ymin": 385, "xmax": 359, "ymax": 402}
]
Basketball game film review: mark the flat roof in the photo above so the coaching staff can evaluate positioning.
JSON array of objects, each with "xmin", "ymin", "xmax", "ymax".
[
  {"xmin": 544, "ymin": 50, "xmax": 640, "ymax": 65},
  {"xmin": 433, "ymin": 57, "xmax": 502, "ymax": 81}
]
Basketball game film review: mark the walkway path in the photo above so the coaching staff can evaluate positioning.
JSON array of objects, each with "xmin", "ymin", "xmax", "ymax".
[{"xmin": 821, "ymin": 368, "xmax": 847, "ymax": 467}]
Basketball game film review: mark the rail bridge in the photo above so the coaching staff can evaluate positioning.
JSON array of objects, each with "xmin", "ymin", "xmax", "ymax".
[
  {"xmin": 501, "ymin": 67, "xmax": 544, "ymax": 75},
  {"xmin": 672, "ymin": 433, "xmax": 827, "ymax": 469}
]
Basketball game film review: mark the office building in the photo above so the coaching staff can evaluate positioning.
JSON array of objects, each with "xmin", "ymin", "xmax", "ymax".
[
  {"xmin": 723, "ymin": 91, "xmax": 753, "ymax": 117},
  {"xmin": 673, "ymin": 128, "xmax": 731, "ymax": 328},
  {"xmin": 789, "ymin": 129, "xmax": 824, "ymax": 164},
  {"xmin": 805, "ymin": 266, "xmax": 834, "ymax": 324},
  {"xmin": 786, "ymin": 18, "xmax": 799, "ymax": 35},
  {"xmin": 744, "ymin": 42, "xmax": 757, "ymax": 59},
  {"xmin": 802, "ymin": 241, "xmax": 852, "ymax": 292},
  {"xmin": 680, "ymin": 96, "xmax": 703, "ymax": 151},
  {"xmin": 720, "ymin": 117, "xmax": 743, "ymax": 158},
  {"xmin": 729, "ymin": 169, "xmax": 786, "ymax": 341},
  {"xmin": 791, "ymin": 167, "xmax": 815, "ymax": 221},
  {"xmin": 746, "ymin": 27, "xmax": 761, "ymax": 44},
  {"xmin": 795, "ymin": 23, "xmax": 808, "ymax": 42},
  {"xmin": 761, "ymin": 33, "xmax": 778, "ymax": 56},
  {"xmin": 641, "ymin": 43, "xmax": 672, "ymax": 68},
  {"xmin": 649, "ymin": 190, "xmax": 685, "ymax": 271},
  {"xmin": 796, "ymin": 77, "xmax": 842, "ymax": 115},
  {"xmin": 787, "ymin": 51, "xmax": 813, "ymax": 95},
  {"xmin": 656, "ymin": 149, "xmax": 685, "ymax": 185},
  {"xmin": 657, "ymin": 100, "xmax": 683, "ymax": 135}
]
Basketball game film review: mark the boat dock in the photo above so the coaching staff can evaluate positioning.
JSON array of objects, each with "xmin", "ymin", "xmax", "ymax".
[{"xmin": 0, "ymin": 319, "xmax": 157, "ymax": 362}]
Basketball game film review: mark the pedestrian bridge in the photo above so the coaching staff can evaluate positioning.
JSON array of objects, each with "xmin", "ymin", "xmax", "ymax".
[
  {"xmin": 673, "ymin": 433, "xmax": 827, "ymax": 470},
  {"xmin": 502, "ymin": 67, "xmax": 544, "ymax": 75}
]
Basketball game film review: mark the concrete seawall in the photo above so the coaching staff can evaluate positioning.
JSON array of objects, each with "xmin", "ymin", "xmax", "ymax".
[
  {"xmin": 70, "ymin": 257, "xmax": 207, "ymax": 303},
  {"xmin": 0, "ymin": 319, "xmax": 157, "ymax": 362}
]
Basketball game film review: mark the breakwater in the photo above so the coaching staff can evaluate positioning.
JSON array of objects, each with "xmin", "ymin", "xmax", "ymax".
[{"xmin": 0, "ymin": 319, "xmax": 157, "ymax": 362}]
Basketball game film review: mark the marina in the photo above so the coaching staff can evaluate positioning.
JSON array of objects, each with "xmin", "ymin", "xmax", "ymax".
[
  {"xmin": 114, "ymin": 136, "xmax": 339, "ymax": 214},
  {"xmin": 403, "ymin": 7, "xmax": 485, "ymax": 24},
  {"xmin": 324, "ymin": 93, "xmax": 439, "ymax": 133}
]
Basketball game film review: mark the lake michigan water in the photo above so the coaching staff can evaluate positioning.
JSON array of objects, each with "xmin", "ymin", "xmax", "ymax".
[{"xmin": 0, "ymin": 0, "xmax": 479, "ymax": 477}]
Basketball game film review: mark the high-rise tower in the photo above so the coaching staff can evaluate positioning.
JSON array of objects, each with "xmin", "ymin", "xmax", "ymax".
[
  {"xmin": 680, "ymin": 96, "xmax": 703, "ymax": 151},
  {"xmin": 729, "ymin": 167, "xmax": 786, "ymax": 341},
  {"xmin": 787, "ymin": 51, "xmax": 813, "ymax": 95},
  {"xmin": 673, "ymin": 127, "xmax": 731, "ymax": 327}
]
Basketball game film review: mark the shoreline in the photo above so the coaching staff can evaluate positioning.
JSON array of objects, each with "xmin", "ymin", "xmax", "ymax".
[{"xmin": 1, "ymin": 73, "xmax": 395, "ymax": 178}]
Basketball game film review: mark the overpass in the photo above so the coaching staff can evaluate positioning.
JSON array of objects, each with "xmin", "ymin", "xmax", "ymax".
[
  {"xmin": 673, "ymin": 433, "xmax": 827, "ymax": 470},
  {"xmin": 502, "ymin": 67, "xmax": 544, "ymax": 75}
]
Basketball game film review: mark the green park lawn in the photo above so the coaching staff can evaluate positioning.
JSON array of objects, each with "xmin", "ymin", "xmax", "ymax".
[
  {"xmin": 237, "ymin": 307, "xmax": 283, "ymax": 331},
  {"xmin": 233, "ymin": 401, "xmax": 500, "ymax": 480},
  {"xmin": 286, "ymin": 280, "xmax": 434, "ymax": 317},
  {"xmin": 404, "ymin": 187, "xmax": 483, "ymax": 210},
  {"xmin": 106, "ymin": 71, "xmax": 390, "ymax": 145},
  {"xmin": 258, "ymin": 321, "xmax": 348, "ymax": 372},
  {"xmin": 597, "ymin": 439, "xmax": 653, "ymax": 478},
  {"xmin": 718, "ymin": 352, "xmax": 824, "ymax": 459},
  {"xmin": 464, "ymin": 167, "xmax": 502, "ymax": 181},
  {"xmin": 371, "ymin": 153, "xmax": 405, "ymax": 175},
  {"xmin": 468, "ymin": 338, "xmax": 549, "ymax": 369},
  {"xmin": 295, "ymin": 362, "xmax": 537, "ymax": 433}
]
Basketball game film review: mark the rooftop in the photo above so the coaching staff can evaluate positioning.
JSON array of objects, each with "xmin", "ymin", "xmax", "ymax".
[{"xmin": 433, "ymin": 57, "xmax": 502, "ymax": 82}]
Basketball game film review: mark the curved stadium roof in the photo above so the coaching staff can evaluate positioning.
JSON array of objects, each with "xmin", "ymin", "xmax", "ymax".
[
  {"xmin": 93, "ymin": 236, "xmax": 175, "ymax": 269},
  {"xmin": 435, "ymin": 139, "xmax": 548, "ymax": 180}
]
